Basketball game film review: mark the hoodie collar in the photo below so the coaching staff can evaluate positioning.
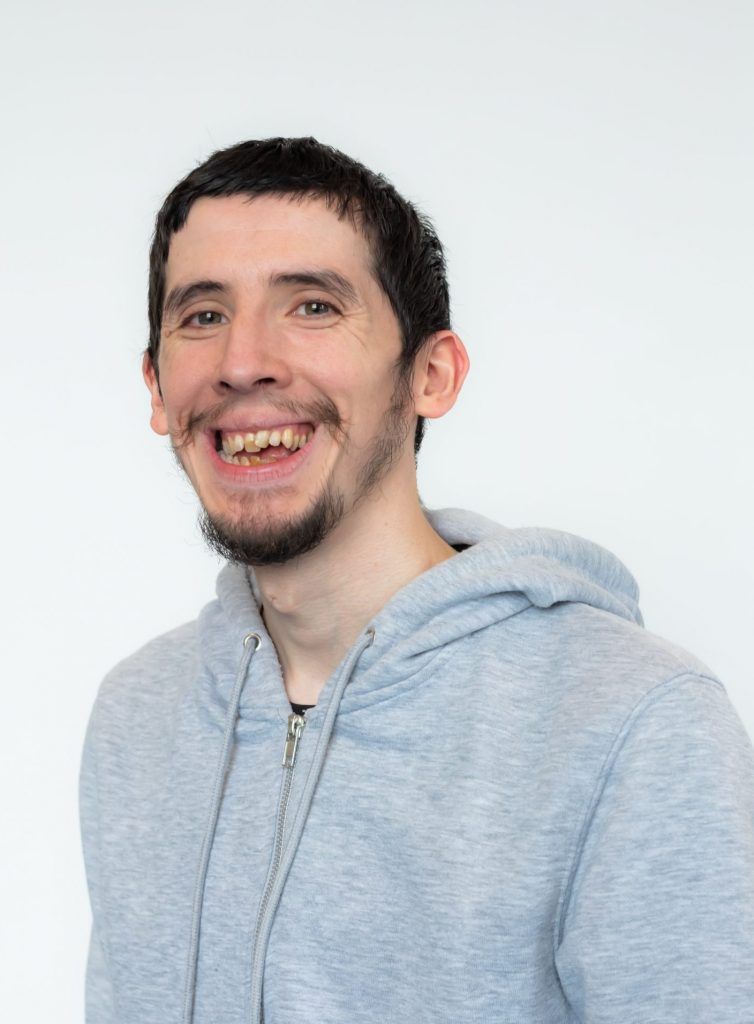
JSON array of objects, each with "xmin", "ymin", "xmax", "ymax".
[{"xmin": 199, "ymin": 508, "xmax": 641, "ymax": 713}]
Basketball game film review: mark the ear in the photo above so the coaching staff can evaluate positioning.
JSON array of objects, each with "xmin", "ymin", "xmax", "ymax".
[
  {"xmin": 412, "ymin": 330, "xmax": 470, "ymax": 420},
  {"xmin": 142, "ymin": 351, "xmax": 170, "ymax": 436}
]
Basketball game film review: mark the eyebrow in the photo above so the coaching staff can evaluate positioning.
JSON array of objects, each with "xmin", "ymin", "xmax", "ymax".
[
  {"xmin": 162, "ymin": 279, "xmax": 228, "ymax": 320},
  {"xmin": 162, "ymin": 268, "xmax": 360, "ymax": 322},
  {"xmin": 269, "ymin": 269, "xmax": 359, "ymax": 307}
]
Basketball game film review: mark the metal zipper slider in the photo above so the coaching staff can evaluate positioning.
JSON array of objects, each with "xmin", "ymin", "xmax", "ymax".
[{"xmin": 282, "ymin": 712, "xmax": 305, "ymax": 768}]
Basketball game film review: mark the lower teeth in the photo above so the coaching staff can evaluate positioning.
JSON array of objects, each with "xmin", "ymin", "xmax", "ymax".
[{"xmin": 220, "ymin": 452, "xmax": 288, "ymax": 466}]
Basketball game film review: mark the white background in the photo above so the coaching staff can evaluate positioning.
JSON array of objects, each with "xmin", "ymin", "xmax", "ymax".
[{"xmin": 2, "ymin": 0, "xmax": 752, "ymax": 1017}]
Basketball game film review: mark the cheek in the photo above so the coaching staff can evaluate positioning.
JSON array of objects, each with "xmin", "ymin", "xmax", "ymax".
[
  {"xmin": 158, "ymin": 358, "xmax": 213, "ymax": 427},
  {"xmin": 343, "ymin": 375, "xmax": 403, "ymax": 441}
]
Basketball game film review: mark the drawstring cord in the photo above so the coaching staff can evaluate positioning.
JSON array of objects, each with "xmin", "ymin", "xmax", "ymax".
[
  {"xmin": 249, "ymin": 628, "xmax": 375, "ymax": 1023},
  {"xmin": 182, "ymin": 631, "xmax": 262, "ymax": 1024}
]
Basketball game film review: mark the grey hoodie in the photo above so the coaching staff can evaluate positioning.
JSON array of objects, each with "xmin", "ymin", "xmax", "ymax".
[{"xmin": 80, "ymin": 508, "xmax": 754, "ymax": 1023}]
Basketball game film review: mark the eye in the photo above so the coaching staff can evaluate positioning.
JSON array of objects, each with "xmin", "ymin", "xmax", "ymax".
[
  {"xmin": 182, "ymin": 310, "xmax": 227, "ymax": 327},
  {"xmin": 293, "ymin": 300, "xmax": 338, "ymax": 318}
]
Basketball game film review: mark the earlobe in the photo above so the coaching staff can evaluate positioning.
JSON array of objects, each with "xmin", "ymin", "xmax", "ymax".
[
  {"xmin": 413, "ymin": 331, "xmax": 470, "ymax": 421},
  {"xmin": 142, "ymin": 351, "xmax": 170, "ymax": 437}
]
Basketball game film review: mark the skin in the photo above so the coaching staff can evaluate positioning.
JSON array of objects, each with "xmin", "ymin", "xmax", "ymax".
[{"xmin": 144, "ymin": 193, "xmax": 469, "ymax": 704}]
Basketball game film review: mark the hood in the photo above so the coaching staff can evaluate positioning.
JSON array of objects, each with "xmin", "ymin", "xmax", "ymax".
[
  {"xmin": 199, "ymin": 507, "xmax": 641, "ymax": 713},
  {"xmin": 377, "ymin": 507, "xmax": 642, "ymax": 650}
]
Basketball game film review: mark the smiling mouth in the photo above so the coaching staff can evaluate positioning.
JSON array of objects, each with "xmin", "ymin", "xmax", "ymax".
[{"xmin": 215, "ymin": 424, "xmax": 314, "ymax": 466}]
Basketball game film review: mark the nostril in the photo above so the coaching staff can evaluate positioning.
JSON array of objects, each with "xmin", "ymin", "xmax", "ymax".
[{"xmin": 219, "ymin": 376, "xmax": 278, "ymax": 390}]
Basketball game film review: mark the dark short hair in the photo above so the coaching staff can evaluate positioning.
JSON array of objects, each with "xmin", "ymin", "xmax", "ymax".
[{"xmin": 147, "ymin": 137, "xmax": 451, "ymax": 452}]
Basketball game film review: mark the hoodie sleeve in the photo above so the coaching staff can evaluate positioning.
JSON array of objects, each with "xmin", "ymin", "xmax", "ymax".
[
  {"xmin": 555, "ymin": 674, "xmax": 754, "ymax": 1023},
  {"xmin": 79, "ymin": 700, "xmax": 117, "ymax": 1023},
  {"xmin": 85, "ymin": 923, "xmax": 116, "ymax": 1022}
]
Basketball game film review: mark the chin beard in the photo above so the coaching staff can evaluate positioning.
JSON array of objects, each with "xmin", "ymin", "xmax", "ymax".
[{"xmin": 198, "ymin": 486, "xmax": 346, "ymax": 567}]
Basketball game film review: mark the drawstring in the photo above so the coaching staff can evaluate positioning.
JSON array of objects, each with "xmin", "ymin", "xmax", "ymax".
[
  {"xmin": 182, "ymin": 631, "xmax": 262, "ymax": 1024},
  {"xmin": 249, "ymin": 628, "xmax": 375, "ymax": 1023}
]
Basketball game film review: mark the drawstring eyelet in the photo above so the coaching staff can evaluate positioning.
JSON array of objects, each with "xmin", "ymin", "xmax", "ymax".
[{"xmin": 243, "ymin": 632, "xmax": 262, "ymax": 651}]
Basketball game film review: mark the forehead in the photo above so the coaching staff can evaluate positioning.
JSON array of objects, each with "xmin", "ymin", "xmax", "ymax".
[{"xmin": 164, "ymin": 193, "xmax": 373, "ymax": 287}]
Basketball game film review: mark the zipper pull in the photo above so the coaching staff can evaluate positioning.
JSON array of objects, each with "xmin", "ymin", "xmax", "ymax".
[{"xmin": 282, "ymin": 712, "xmax": 306, "ymax": 768}]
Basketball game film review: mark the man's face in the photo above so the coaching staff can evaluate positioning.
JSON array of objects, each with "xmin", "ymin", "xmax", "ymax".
[{"xmin": 144, "ymin": 193, "xmax": 415, "ymax": 565}]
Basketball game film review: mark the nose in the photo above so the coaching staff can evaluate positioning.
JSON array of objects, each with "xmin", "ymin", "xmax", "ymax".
[{"xmin": 213, "ymin": 312, "xmax": 293, "ymax": 395}]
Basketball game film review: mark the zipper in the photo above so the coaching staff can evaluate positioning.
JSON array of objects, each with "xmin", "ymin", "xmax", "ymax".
[
  {"xmin": 282, "ymin": 712, "xmax": 305, "ymax": 768},
  {"xmin": 250, "ymin": 712, "xmax": 306, "ymax": 1020},
  {"xmin": 246, "ymin": 628, "xmax": 374, "ymax": 1024}
]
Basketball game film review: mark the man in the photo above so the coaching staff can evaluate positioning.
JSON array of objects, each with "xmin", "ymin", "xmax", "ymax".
[{"xmin": 80, "ymin": 137, "xmax": 754, "ymax": 1024}]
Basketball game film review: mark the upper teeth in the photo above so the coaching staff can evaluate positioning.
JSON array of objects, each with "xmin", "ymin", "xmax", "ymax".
[{"xmin": 220, "ymin": 426, "xmax": 312, "ymax": 455}]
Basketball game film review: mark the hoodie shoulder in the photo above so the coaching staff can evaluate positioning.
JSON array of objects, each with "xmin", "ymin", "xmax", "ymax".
[
  {"xmin": 81, "ymin": 617, "xmax": 207, "ymax": 795},
  {"xmin": 552, "ymin": 600, "xmax": 717, "ymax": 681},
  {"xmin": 95, "ymin": 618, "xmax": 201, "ymax": 716},
  {"xmin": 512, "ymin": 599, "xmax": 724, "ymax": 733}
]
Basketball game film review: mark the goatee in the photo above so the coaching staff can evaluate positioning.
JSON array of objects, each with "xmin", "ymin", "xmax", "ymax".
[{"xmin": 198, "ymin": 487, "xmax": 346, "ymax": 567}]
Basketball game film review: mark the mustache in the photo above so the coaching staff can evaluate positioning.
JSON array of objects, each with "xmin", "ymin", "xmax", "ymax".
[{"xmin": 171, "ymin": 395, "xmax": 346, "ymax": 451}]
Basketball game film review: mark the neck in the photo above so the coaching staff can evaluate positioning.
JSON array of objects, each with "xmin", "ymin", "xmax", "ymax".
[{"xmin": 254, "ymin": 480, "xmax": 455, "ymax": 706}]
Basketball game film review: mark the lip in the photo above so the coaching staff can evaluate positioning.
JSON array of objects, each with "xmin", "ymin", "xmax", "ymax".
[
  {"xmin": 212, "ymin": 419, "xmax": 315, "ymax": 435},
  {"xmin": 201, "ymin": 426, "xmax": 318, "ymax": 486}
]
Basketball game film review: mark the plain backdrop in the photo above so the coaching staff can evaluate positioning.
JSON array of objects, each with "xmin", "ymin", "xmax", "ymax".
[{"xmin": 2, "ymin": 0, "xmax": 752, "ymax": 1017}]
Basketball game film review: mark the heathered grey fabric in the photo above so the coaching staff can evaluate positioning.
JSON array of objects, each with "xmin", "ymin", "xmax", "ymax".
[{"xmin": 80, "ymin": 508, "xmax": 754, "ymax": 1023}]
